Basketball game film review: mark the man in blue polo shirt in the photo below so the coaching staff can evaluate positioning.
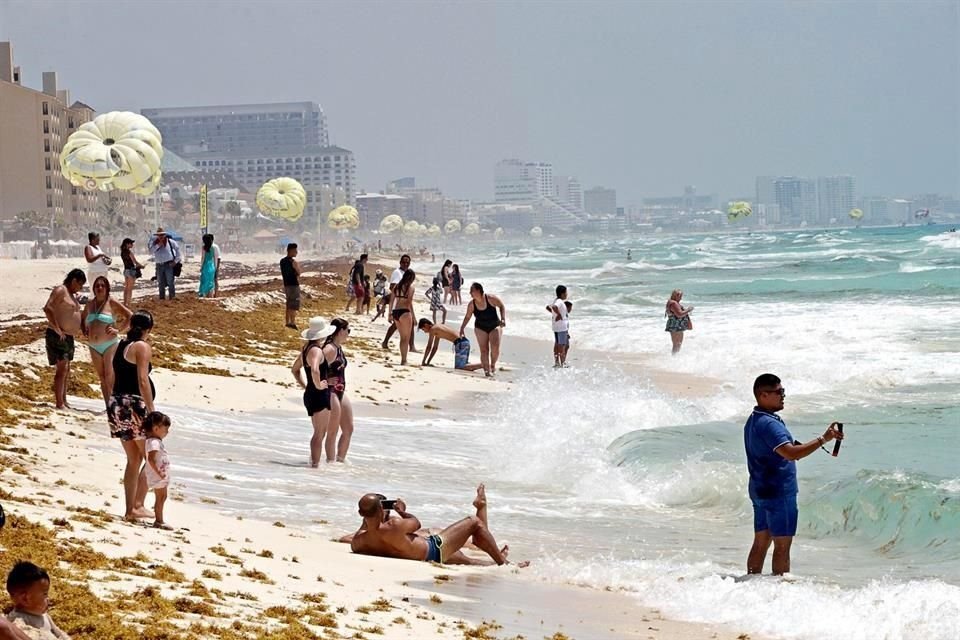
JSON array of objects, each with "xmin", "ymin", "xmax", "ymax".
[{"xmin": 744, "ymin": 373, "xmax": 843, "ymax": 575}]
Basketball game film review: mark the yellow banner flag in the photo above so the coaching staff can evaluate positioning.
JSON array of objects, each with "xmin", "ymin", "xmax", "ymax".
[{"xmin": 199, "ymin": 184, "xmax": 208, "ymax": 230}]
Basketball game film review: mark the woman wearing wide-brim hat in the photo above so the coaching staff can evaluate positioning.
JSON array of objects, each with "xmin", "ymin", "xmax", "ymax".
[{"xmin": 291, "ymin": 316, "xmax": 331, "ymax": 467}]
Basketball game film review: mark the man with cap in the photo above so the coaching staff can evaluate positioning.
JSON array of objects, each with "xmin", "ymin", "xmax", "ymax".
[{"xmin": 147, "ymin": 228, "xmax": 182, "ymax": 300}]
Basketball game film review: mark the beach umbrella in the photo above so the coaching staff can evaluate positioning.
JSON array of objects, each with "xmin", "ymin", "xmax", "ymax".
[
  {"xmin": 726, "ymin": 201, "xmax": 753, "ymax": 223},
  {"xmin": 328, "ymin": 205, "xmax": 360, "ymax": 230},
  {"xmin": 530, "ymin": 226, "xmax": 543, "ymax": 238},
  {"xmin": 464, "ymin": 222, "xmax": 480, "ymax": 236},
  {"xmin": 444, "ymin": 220, "xmax": 461, "ymax": 234},
  {"xmin": 418, "ymin": 223, "xmax": 429, "ymax": 236},
  {"xmin": 59, "ymin": 111, "xmax": 164, "ymax": 195},
  {"xmin": 379, "ymin": 214, "xmax": 404, "ymax": 234},
  {"xmin": 494, "ymin": 227, "xmax": 505, "ymax": 239},
  {"xmin": 426, "ymin": 224, "xmax": 442, "ymax": 238},
  {"xmin": 403, "ymin": 220, "xmax": 423, "ymax": 236},
  {"xmin": 256, "ymin": 177, "xmax": 306, "ymax": 222},
  {"xmin": 849, "ymin": 208, "xmax": 864, "ymax": 220}
]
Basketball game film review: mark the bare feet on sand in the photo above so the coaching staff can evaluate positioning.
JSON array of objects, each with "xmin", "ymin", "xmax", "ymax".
[
  {"xmin": 125, "ymin": 507, "xmax": 154, "ymax": 522},
  {"xmin": 500, "ymin": 544, "xmax": 530, "ymax": 568}
]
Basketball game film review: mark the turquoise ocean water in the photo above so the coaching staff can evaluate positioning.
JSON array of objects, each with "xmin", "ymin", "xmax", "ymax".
[{"xmin": 87, "ymin": 226, "xmax": 959, "ymax": 640}]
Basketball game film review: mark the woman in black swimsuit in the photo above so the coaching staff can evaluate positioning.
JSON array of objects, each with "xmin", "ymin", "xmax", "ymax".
[
  {"xmin": 291, "ymin": 317, "xmax": 331, "ymax": 467},
  {"xmin": 459, "ymin": 282, "xmax": 506, "ymax": 377},
  {"xmin": 109, "ymin": 310, "xmax": 156, "ymax": 521},
  {"xmin": 439, "ymin": 259, "xmax": 452, "ymax": 304},
  {"xmin": 321, "ymin": 318, "xmax": 355, "ymax": 462},
  {"xmin": 389, "ymin": 269, "xmax": 416, "ymax": 366}
]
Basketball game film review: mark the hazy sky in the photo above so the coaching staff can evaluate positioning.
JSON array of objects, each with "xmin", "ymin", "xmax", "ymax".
[{"xmin": 2, "ymin": 0, "xmax": 957, "ymax": 202}]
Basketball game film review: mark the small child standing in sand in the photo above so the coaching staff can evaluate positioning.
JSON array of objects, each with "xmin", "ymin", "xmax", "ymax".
[
  {"xmin": 5, "ymin": 561, "xmax": 71, "ymax": 639},
  {"xmin": 143, "ymin": 411, "xmax": 173, "ymax": 530},
  {"xmin": 425, "ymin": 277, "xmax": 447, "ymax": 324},
  {"xmin": 362, "ymin": 275, "xmax": 372, "ymax": 315}
]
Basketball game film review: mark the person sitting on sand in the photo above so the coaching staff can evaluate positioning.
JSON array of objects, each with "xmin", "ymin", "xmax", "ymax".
[
  {"xmin": 5, "ymin": 561, "xmax": 70, "ymax": 639},
  {"xmin": 417, "ymin": 319, "xmax": 484, "ymax": 371},
  {"xmin": 348, "ymin": 485, "xmax": 525, "ymax": 566}
]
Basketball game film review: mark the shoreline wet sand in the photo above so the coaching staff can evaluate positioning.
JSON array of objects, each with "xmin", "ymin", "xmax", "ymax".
[{"xmin": 0, "ymin": 252, "xmax": 765, "ymax": 640}]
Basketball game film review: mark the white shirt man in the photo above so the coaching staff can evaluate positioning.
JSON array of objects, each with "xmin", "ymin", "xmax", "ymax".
[{"xmin": 548, "ymin": 285, "xmax": 570, "ymax": 367}]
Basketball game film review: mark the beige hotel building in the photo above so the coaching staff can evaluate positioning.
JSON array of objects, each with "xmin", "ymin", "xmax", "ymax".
[{"xmin": 0, "ymin": 41, "xmax": 140, "ymax": 229}]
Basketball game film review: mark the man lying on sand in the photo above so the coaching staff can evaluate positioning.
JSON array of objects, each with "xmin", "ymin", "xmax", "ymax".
[{"xmin": 346, "ymin": 485, "xmax": 527, "ymax": 566}]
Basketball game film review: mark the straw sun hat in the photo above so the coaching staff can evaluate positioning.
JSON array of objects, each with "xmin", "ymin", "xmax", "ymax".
[{"xmin": 300, "ymin": 316, "xmax": 328, "ymax": 341}]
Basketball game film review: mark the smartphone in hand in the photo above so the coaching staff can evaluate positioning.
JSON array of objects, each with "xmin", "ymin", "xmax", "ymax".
[
  {"xmin": 832, "ymin": 423, "xmax": 844, "ymax": 457},
  {"xmin": 380, "ymin": 499, "xmax": 397, "ymax": 511}
]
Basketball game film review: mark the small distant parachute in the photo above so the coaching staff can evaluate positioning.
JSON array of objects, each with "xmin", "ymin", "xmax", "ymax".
[
  {"xmin": 915, "ymin": 209, "xmax": 930, "ymax": 219},
  {"xmin": 849, "ymin": 208, "xmax": 864, "ymax": 221},
  {"xmin": 257, "ymin": 177, "xmax": 307, "ymax": 222},
  {"xmin": 327, "ymin": 205, "xmax": 360, "ymax": 230},
  {"xmin": 726, "ymin": 201, "xmax": 752, "ymax": 223},
  {"xmin": 379, "ymin": 214, "xmax": 404, "ymax": 234},
  {"xmin": 530, "ymin": 226, "xmax": 543, "ymax": 238},
  {"xmin": 444, "ymin": 220, "xmax": 461, "ymax": 234},
  {"xmin": 463, "ymin": 222, "xmax": 480, "ymax": 236}
]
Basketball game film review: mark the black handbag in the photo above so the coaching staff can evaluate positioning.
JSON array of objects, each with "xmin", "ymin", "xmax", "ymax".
[{"xmin": 173, "ymin": 262, "xmax": 183, "ymax": 277}]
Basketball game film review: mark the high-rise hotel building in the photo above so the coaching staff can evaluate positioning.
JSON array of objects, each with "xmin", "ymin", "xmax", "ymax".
[{"xmin": 141, "ymin": 102, "xmax": 355, "ymax": 214}]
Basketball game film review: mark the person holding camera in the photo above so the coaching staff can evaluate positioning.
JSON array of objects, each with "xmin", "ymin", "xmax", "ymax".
[
  {"xmin": 349, "ymin": 485, "xmax": 522, "ymax": 566},
  {"xmin": 744, "ymin": 373, "xmax": 844, "ymax": 576},
  {"xmin": 147, "ymin": 228, "xmax": 181, "ymax": 301}
]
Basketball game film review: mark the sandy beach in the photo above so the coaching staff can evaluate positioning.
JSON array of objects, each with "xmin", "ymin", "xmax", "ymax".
[{"xmin": 0, "ymin": 252, "xmax": 761, "ymax": 640}]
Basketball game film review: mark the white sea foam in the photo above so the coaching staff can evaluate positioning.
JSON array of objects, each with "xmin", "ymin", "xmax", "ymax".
[
  {"xmin": 534, "ymin": 558, "xmax": 960, "ymax": 640},
  {"xmin": 920, "ymin": 232, "xmax": 960, "ymax": 250}
]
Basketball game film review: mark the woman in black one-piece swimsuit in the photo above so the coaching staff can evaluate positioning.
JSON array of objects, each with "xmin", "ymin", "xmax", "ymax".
[
  {"xmin": 320, "ymin": 318, "xmax": 355, "ymax": 462},
  {"xmin": 292, "ymin": 321, "xmax": 331, "ymax": 467},
  {"xmin": 458, "ymin": 282, "xmax": 507, "ymax": 377}
]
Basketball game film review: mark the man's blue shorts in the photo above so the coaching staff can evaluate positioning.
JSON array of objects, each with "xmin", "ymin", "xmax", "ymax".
[
  {"xmin": 554, "ymin": 331, "xmax": 569, "ymax": 346},
  {"xmin": 751, "ymin": 495, "xmax": 798, "ymax": 537}
]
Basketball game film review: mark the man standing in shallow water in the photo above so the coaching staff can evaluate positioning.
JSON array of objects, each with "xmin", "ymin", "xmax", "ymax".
[
  {"xmin": 42, "ymin": 269, "xmax": 86, "ymax": 409},
  {"xmin": 744, "ymin": 373, "xmax": 843, "ymax": 575}
]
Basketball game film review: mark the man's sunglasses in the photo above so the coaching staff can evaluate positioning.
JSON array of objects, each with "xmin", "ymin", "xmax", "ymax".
[{"xmin": 763, "ymin": 388, "xmax": 786, "ymax": 398}]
